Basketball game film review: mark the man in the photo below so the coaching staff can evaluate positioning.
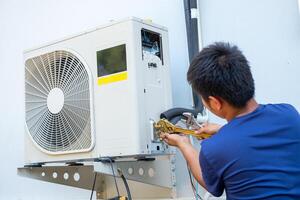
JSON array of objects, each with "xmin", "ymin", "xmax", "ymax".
[{"xmin": 161, "ymin": 42, "xmax": 300, "ymax": 199}]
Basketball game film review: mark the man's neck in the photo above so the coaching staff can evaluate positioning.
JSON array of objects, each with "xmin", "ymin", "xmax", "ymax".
[{"xmin": 225, "ymin": 99, "xmax": 259, "ymax": 121}]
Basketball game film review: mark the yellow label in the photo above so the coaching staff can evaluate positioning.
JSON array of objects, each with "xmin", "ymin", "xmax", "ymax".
[{"xmin": 97, "ymin": 71, "xmax": 128, "ymax": 86}]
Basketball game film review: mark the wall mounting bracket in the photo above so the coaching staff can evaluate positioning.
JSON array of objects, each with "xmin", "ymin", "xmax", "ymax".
[{"xmin": 18, "ymin": 155, "xmax": 176, "ymax": 199}]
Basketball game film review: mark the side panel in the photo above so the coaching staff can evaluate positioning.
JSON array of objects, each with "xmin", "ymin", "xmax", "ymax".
[
  {"xmin": 132, "ymin": 21, "xmax": 173, "ymax": 154},
  {"xmin": 93, "ymin": 21, "xmax": 140, "ymax": 157}
]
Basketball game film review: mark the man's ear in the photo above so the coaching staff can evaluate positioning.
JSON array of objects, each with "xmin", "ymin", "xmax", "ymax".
[{"xmin": 208, "ymin": 96, "xmax": 222, "ymax": 111}]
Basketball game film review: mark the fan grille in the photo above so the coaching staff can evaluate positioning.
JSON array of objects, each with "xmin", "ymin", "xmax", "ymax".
[{"xmin": 25, "ymin": 50, "xmax": 93, "ymax": 154}]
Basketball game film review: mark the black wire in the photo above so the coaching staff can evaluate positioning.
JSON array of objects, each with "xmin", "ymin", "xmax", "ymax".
[
  {"xmin": 108, "ymin": 157, "xmax": 120, "ymax": 197},
  {"xmin": 188, "ymin": 169, "xmax": 202, "ymax": 200},
  {"xmin": 90, "ymin": 157, "xmax": 121, "ymax": 199},
  {"xmin": 90, "ymin": 172, "xmax": 97, "ymax": 200},
  {"xmin": 187, "ymin": 163, "xmax": 203, "ymax": 200},
  {"xmin": 118, "ymin": 168, "xmax": 132, "ymax": 200}
]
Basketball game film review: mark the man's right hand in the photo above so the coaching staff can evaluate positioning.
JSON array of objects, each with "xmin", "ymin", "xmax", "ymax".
[{"xmin": 195, "ymin": 123, "xmax": 222, "ymax": 136}]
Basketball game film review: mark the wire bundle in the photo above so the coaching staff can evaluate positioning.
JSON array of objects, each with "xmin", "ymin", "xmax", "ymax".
[{"xmin": 89, "ymin": 157, "xmax": 132, "ymax": 200}]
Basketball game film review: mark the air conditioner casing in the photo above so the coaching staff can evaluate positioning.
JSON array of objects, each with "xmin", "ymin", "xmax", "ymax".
[{"xmin": 24, "ymin": 18, "xmax": 172, "ymax": 164}]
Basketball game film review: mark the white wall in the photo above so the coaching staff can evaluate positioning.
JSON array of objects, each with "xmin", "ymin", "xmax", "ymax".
[
  {"xmin": 0, "ymin": 0, "xmax": 193, "ymax": 199},
  {"xmin": 199, "ymin": 0, "xmax": 300, "ymax": 124},
  {"xmin": 1, "ymin": 0, "xmax": 300, "ymax": 199}
]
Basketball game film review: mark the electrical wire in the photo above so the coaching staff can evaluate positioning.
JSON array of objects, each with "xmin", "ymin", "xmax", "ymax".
[
  {"xmin": 187, "ymin": 135, "xmax": 203, "ymax": 200},
  {"xmin": 196, "ymin": 177, "xmax": 199, "ymax": 200},
  {"xmin": 107, "ymin": 157, "xmax": 120, "ymax": 197},
  {"xmin": 90, "ymin": 157, "xmax": 121, "ymax": 199},
  {"xmin": 89, "ymin": 172, "xmax": 97, "ymax": 200},
  {"xmin": 187, "ymin": 165, "xmax": 203, "ymax": 200},
  {"xmin": 118, "ymin": 168, "xmax": 132, "ymax": 200}
]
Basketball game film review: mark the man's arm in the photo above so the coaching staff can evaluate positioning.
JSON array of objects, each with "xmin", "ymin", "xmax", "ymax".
[
  {"xmin": 160, "ymin": 133, "xmax": 207, "ymax": 188},
  {"xmin": 160, "ymin": 122, "xmax": 222, "ymax": 189},
  {"xmin": 178, "ymin": 141, "xmax": 207, "ymax": 189}
]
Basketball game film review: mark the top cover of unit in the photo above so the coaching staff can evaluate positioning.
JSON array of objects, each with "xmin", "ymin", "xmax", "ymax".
[{"xmin": 24, "ymin": 17, "xmax": 173, "ymax": 164}]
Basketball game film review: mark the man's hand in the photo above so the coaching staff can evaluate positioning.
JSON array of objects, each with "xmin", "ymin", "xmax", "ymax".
[
  {"xmin": 160, "ymin": 133, "xmax": 191, "ymax": 148},
  {"xmin": 195, "ymin": 123, "xmax": 222, "ymax": 136},
  {"xmin": 161, "ymin": 132, "xmax": 207, "ymax": 189}
]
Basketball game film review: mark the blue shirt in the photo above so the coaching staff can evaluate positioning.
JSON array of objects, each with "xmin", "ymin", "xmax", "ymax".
[{"xmin": 200, "ymin": 104, "xmax": 300, "ymax": 200}]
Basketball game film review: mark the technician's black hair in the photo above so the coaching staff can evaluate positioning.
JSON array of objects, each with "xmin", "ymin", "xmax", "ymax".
[{"xmin": 187, "ymin": 42, "xmax": 255, "ymax": 108}]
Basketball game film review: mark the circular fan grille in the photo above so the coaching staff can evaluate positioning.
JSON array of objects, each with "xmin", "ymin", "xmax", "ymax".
[{"xmin": 25, "ymin": 50, "xmax": 93, "ymax": 154}]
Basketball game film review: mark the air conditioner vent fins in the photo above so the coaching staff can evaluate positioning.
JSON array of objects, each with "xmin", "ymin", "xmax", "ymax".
[{"xmin": 25, "ymin": 50, "xmax": 92, "ymax": 154}]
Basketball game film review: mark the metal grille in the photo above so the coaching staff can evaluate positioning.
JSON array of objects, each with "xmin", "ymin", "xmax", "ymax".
[{"xmin": 25, "ymin": 50, "xmax": 93, "ymax": 154}]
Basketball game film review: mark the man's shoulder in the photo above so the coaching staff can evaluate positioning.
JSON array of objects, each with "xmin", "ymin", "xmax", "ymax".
[
  {"xmin": 201, "ymin": 126, "xmax": 232, "ymax": 156},
  {"xmin": 202, "ymin": 122, "xmax": 233, "ymax": 144},
  {"xmin": 200, "ymin": 126, "xmax": 238, "ymax": 170},
  {"xmin": 264, "ymin": 103, "xmax": 299, "ymax": 121},
  {"xmin": 201, "ymin": 103, "xmax": 300, "ymax": 160},
  {"xmin": 265, "ymin": 103, "xmax": 298, "ymax": 114}
]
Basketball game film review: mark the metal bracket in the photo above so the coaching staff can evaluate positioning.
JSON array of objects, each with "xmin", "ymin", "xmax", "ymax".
[
  {"xmin": 18, "ymin": 165, "xmax": 106, "ymax": 198},
  {"xmin": 94, "ymin": 156, "xmax": 174, "ymax": 188},
  {"xmin": 18, "ymin": 155, "xmax": 177, "ymax": 199}
]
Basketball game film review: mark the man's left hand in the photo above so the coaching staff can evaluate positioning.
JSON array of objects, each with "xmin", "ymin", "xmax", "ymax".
[{"xmin": 160, "ymin": 133, "xmax": 191, "ymax": 148}]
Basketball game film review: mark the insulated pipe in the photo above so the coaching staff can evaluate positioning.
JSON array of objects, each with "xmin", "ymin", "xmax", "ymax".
[
  {"xmin": 160, "ymin": 107, "xmax": 199, "ymax": 124},
  {"xmin": 183, "ymin": 0, "xmax": 203, "ymax": 112}
]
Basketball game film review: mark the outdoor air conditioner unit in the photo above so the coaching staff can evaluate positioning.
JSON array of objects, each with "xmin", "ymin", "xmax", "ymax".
[{"xmin": 24, "ymin": 17, "xmax": 172, "ymax": 164}]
